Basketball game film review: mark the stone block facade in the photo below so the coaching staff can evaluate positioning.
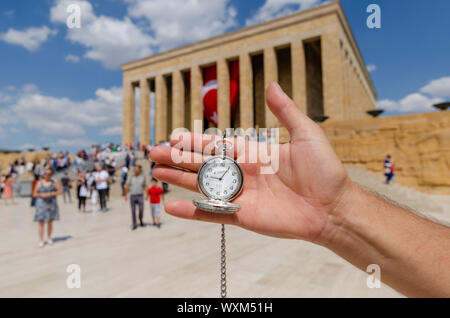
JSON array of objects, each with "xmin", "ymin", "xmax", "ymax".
[{"xmin": 321, "ymin": 111, "xmax": 450, "ymax": 194}]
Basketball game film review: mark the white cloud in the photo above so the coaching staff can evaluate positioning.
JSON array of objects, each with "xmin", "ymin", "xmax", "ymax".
[
  {"xmin": 367, "ymin": 64, "xmax": 377, "ymax": 72},
  {"xmin": 51, "ymin": 0, "xmax": 154, "ymax": 69},
  {"xmin": 0, "ymin": 26, "xmax": 57, "ymax": 51},
  {"xmin": 10, "ymin": 127, "xmax": 22, "ymax": 134},
  {"xmin": 22, "ymin": 84, "xmax": 39, "ymax": 93},
  {"xmin": 9, "ymin": 85, "xmax": 123, "ymax": 136},
  {"xmin": 420, "ymin": 76, "xmax": 450, "ymax": 98},
  {"xmin": 126, "ymin": 0, "xmax": 237, "ymax": 51},
  {"xmin": 50, "ymin": 0, "xmax": 96, "ymax": 24},
  {"xmin": 0, "ymin": 92, "xmax": 13, "ymax": 103},
  {"xmin": 378, "ymin": 93, "xmax": 443, "ymax": 113},
  {"xmin": 54, "ymin": 138, "xmax": 95, "ymax": 149},
  {"xmin": 65, "ymin": 54, "xmax": 80, "ymax": 63},
  {"xmin": 246, "ymin": 0, "xmax": 322, "ymax": 26},
  {"xmin": 101, "ymin": 126, "xmax": 122, "ymax": 136},
  {"xmin": 50, "ymin": 0, "xmax": 239, "ymax": 69},
  {"xmin": 0, "ymin": 108, "xmax": 16, "ymax": 125},
  {"xmin": 377, "ymin": 75, "xmax": 450, "ymax": 114}
]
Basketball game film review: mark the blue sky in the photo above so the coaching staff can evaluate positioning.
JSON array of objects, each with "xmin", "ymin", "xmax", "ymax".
[{"xmin": 0, "ymin": 0, "xmax": 449, "ymax": 152}]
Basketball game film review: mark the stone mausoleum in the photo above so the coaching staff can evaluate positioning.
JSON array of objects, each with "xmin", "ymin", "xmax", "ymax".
[{"xmin": 121, "ymin": 0, "xmax": 377, "ymax": 146}]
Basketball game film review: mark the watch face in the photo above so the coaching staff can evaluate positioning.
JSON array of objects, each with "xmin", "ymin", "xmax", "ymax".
[{"xmin": 197, "ymin": 156, "xmax": 243, "ymax": 201}]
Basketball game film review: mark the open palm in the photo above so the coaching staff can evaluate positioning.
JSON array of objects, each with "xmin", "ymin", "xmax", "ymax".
[{"xmin": 150, "ymin": 83, "xmax": 352, "ymax": 243}]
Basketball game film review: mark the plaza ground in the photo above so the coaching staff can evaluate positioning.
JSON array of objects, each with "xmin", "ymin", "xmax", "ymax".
[{"xmin": 0, "ymin": 168, "xmax": 449, "ymax": 297}]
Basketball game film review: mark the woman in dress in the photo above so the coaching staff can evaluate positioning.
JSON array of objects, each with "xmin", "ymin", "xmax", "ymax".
[
  {"xmin": 2, "ymin": 174, "xmax": 15, "ymax": 205},
  {"xmin": 32, "ymin": 168, "xmax": 62, "ymax": 247}
]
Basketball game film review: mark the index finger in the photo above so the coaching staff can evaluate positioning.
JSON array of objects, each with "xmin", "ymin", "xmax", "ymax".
[{"xmin": 170, "ymin": 132, "xmax": 252, "ymax": 160}]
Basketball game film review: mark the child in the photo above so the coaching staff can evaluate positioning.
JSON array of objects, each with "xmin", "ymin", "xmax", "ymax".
[
  {"xmin": 3, "ymin": 174, "xmax": 15, "ymax": 205},
  {"xmin": 146, "ymin": 178, "xmax": 164, "ymax": 228}
]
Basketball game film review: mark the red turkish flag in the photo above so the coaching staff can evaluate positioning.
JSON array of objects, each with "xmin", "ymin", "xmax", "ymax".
[{"xmin": 202, "ymin": 61, "xmax": 239, "ymax": 126}]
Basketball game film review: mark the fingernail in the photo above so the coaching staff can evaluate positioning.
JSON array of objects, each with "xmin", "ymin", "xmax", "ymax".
[
  {"xmin": 272, "ymin": 82, "xmax": 287, "ymax": 97},
  {"xmin": 272, "ymin": 82, "xmax": 282, "ymax": 92}
]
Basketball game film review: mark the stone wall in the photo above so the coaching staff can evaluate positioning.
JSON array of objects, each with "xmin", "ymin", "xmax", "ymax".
[{"xmin": 320, "ymin": 111, "xmax": 450, "ymax": 194}]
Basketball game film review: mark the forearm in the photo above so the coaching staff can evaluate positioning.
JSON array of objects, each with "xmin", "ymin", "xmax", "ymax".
[{"xmin": 320, "ymin": 182, "xmax": 450, "ymax": 297}]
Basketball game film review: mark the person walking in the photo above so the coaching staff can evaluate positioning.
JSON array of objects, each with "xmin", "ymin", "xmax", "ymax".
[
  {"xmin": 76, "ymin": 172, "xmax": 88, "ymax": 212},
  {"xmin": 61, "ymin": 172, "xmax": 72, "ymax": 203},
  {"xmin": 2, "ymin": 174, "xmax": 15, "ymax": 205},
  {"xmin": 32, "ymin": 168, "xmax": 61, "ymax": 248},
  {"xmin": 30, "ymin": 175, "xmax": 40, "ymax": 207},
  {"xmin": 120, "ymin": 165, "xmax": 128, "ymax": 197},
  {"xmin": 124, "ymin": 165, "xmax": 147, "ymax": 230},
  {"xmin": 0, "ymin": 175, "xmax": 4, "ymax": 199},
  {"xmin": 384, "ymin": 154, "xmax": 395, "ymax": 184},
  {"xmin": 33, "ymin": 160, "xmax": 41, "ymax": 179},
  {"xmin": 94, "ymin": 164, "xmax": 109, "ymax": 212},
  {"xmin": 146, "ymin": 178, "xmax": 164, "ymax": 228},
  {"xmin": 125, "ymin": 153, "xmax": 130, "ymax": 169}
]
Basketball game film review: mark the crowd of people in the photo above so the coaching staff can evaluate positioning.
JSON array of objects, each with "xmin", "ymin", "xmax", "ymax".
[{"xmin": 0, "ymin": 141, "xmax": 169, "ymax": 247}]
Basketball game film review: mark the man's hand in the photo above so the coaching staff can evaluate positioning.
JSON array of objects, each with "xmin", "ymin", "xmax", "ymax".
[
  {"xmin": 150, "ymin": 82, "xmax": 350, "ymax": 244},
  {"xmin": 149, "ymin": 82, "xmax": 450, "ymax": 297}
]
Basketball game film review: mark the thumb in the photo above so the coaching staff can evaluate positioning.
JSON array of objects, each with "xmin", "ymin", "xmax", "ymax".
[{"xmin": 266, "ymin": 82, "xmax": 317, "ymax": 141}]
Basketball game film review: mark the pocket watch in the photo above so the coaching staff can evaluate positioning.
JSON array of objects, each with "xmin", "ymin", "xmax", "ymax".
[
  {"xmin": 193, "ymin": 132, "xmax": 243, "ymax": 214},
  {"xmin": 193, "ymin": 132, "xmax": 244, "ymax": 298}
]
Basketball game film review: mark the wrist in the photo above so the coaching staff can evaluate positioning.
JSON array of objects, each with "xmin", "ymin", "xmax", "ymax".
[{"xmin": 315, "ymin": 179, "xmax": 373, "ymax": 249}]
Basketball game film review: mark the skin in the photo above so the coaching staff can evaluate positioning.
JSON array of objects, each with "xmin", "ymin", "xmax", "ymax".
[
  {"xmin": 32, "ymin": 169, "xmax": 62, "ymax": 243},
  {"xmin": 150, "ymin": 82, "xmax": 450, "ymax": 298}
]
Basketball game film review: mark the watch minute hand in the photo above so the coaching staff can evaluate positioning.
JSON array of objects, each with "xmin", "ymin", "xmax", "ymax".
[{"xmin": 219, "ymin": 167, "xmax": 230, "ymax": 180}]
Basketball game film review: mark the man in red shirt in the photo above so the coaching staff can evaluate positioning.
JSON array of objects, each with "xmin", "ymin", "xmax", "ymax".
[{"xmin": 146, "ymin": 178, "xmax": 164, "ymax": 228}]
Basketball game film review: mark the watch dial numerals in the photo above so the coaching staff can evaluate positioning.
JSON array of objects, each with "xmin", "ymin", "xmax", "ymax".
[{"xmin": 199, "ymin": 157, "xmax": 242, "ymax": 200}]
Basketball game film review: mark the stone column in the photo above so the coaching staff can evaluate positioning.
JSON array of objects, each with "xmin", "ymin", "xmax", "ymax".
[
  {"xmin": 155, "ymin": 74, "xmax": 167, "ymax": 143},
  {"xmin": 321, "ymin": 31, "xmax": 344, "ymax": 121},
  {"xmin": 264, "ymin": 47, "xmax": 278, "ymax": 128},
  {"xmin": 172, "ymin": 69, "xmax": 185, "ymax": 131},
  {"xmin": 217, "ymin": 59, "xmax": 230, "ymax": 131},
  {"xmin": 239, "ymin": 53, "xmax": 253, "ymax": 130},
  {"xmin": 122, "ymin": 80, "xmax": 135, "ymax": 147},
  {"xmin": 190, "ymin": 65, "xmax": 203, "ymax": 132},
  {"xmin": 139, "ymin": 78, "xmax": 150, "ymax": 147},
  {"xmin": 291, "ymin": 40, "xmax": 307, "ymax": 114}
]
